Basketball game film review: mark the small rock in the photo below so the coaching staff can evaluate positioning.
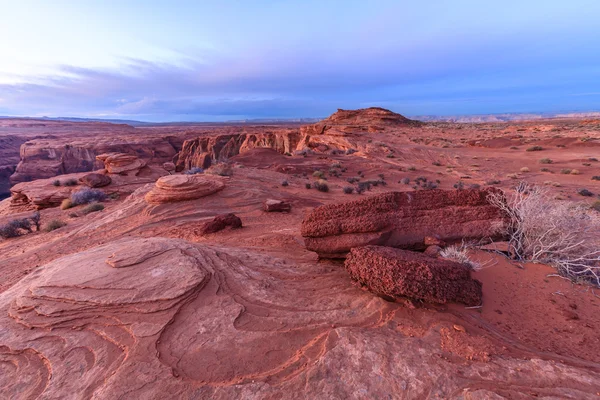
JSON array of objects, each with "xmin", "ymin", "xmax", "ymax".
[
  {"xmin": 201, "ymin": 213, "xmax": 242, "ymax": 234},
  {"xmin": 424, "ymin": 245, "xmax": 442, "ymax": 257},
  {"xmin": 264, "ymin": 199, "xmax": 292, "ymax": 212},
  {"xmin": 424, "ymin": 236, "xmax": 445, "ymax": 247}
]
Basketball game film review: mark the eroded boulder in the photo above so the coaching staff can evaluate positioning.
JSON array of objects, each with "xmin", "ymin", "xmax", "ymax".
[
  {"xmin": 144, "ymin": 174, "xmax": 225, "ymax": 204},
  {"xmin": 200, "ymin": 213, "xmax": 242, "ymax": 234},
  {"xmin": 301, "ymin": 189, "xmax": 506, "ymax": 258},
  {"xmin": 345, "ymin": 245, "xmax": 482, "ymax": 306}
]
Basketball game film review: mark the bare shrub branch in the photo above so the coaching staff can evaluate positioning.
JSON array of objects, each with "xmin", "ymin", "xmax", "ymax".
[{"xmin": 488, "ymin": 182, "xmax": 600, "ymax": 286}]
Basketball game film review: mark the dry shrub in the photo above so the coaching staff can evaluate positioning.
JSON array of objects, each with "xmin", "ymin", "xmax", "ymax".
[
  {"xmin": 439, "ymin": 244, "xmax": 481, "ymax": 271},
  {"xmin": 488, "ymin": 182, "xmax": 600, "ymax": 286}
]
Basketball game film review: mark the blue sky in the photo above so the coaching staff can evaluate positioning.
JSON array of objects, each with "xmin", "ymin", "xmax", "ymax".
[{"xmin": 0, "ymin": 0, "xmax": 599, "ymax": 121}]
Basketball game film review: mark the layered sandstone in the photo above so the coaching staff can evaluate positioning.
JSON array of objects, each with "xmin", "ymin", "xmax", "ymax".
[
  {"xmin": 96, "ymin": 153, "xmax": 146, "ymax": 175},
  {"xmin": 345, "ymin": 245, "xmax": 483, "ymax": 306},
  {"xmin": 144, "ymin": 174, "xmax": 226, "ymax": 204},
  {"xmin": 301, "ymin": 189, "xmax": 506, "ymax": 258}
]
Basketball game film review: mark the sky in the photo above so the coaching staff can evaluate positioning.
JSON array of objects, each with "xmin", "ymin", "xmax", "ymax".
[{"xmin": 0, "ymin": 0, "xmax": 599, "ymax": 122}]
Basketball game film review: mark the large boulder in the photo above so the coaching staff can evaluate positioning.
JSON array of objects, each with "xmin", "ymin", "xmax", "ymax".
[
  {"xmin": 345, "ymin": 245, "xmax": 482, "ymax": 306},
  {"xmin": 144, "ymin": 174, "xmax": 226, "ymax": 204},
  {"xmin": 301, "ymin": 189, "xmax": 506, "ymax": 258}
]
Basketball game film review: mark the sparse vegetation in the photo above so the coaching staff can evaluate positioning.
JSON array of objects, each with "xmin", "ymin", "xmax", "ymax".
[
  {"xmin": 52, "ymin": 180, "xmax": 61, "ymax": 187},
  {"xmin": 305, "ymin": 183, "xmax": 312, "ymax": 189},
  {"xmin": 488, "ymin": 182, "xmax": 600, "ymax": 286},
  {"xmin": 63, "ymin": 178, "xmax": 78, "ymax": 186},
  {"xmin": 71, "ymin": 188, "xmax": 107, "ymax": 205},
  {"xmin": 539, "ymin": 158, "xmax": 553, "ymax": 164},
  {"xmin": 520, "ymin": 167, "xmax": 530, "ymax": 173},
  {"xmin": 506, "ymin": 173, "xmax": 519, "ymax": 179},
  {"xmin": 44, "ymin": 220, "xmax": 67, "ymax": 232},
  {"xmin": 81, "ymin": 203, "xmax": 105, "ymax": 215},
  {"xmin": 184, "ymin": 167, "xmax": 204, "ymax": 175},
  {"xmin": 281, "ymin": 180, "xmax": 289, "ymax": 187},
  {"xmin": 440, "ymin": 244, "xmax": 481, "ymax": 271},
  {"xmin": 540, "ymin": 168, "xmax": 551, "ymax": 172},
  {"xmin": 591, "ymin": 176, "xmax": 600, "ymax": 181},
  {"xmin": 486, "ymin": 179, "xmax": 501, "ymax": 185},
  {"xmin": 312, "ymin": 180, "xmax": 329, "ymax": 192},
  {"xmin": 571, "ymin": 169, "xmax": 581, "ymax": 175},
  {"xmin": 578, "ymin": 188, "xmax": 594, "ymax": 197},
  {"xmin": 312, "ymin": 170, "xmax": 325, "ymax": 179},
  {"xmin": 61, "ymin": 199, "xmax": 74, "ymax": 210},
  {"xmin": 400, "ymin": 177, "xmax": 410, "ymax": 185},
  {"xmin": 561, "ymin": 169, "xmax": 572, "ymax": 174},
  {"xmin": 343, "ymin": 186, "xmax": 354, "ymax": 194},
  {"xmin": 526, "ymin": 146, "xmax": 543, "ymax": 152}
]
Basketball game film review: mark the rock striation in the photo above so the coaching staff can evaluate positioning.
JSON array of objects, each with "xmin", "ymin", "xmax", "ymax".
[
  {"xmin": 345, "ymin": 245, "xmax": 483, "ymax": 306},
  {"xmin": 144, "ymin": 174, "xmax": 225, "ymax": 204},
  {"xmin": 97, "ymin": 153, "xmax": 146, "ymax": 175},
  {"xmin": 301, "ymin": 189, "xmax": 506, "ymax": 258}
]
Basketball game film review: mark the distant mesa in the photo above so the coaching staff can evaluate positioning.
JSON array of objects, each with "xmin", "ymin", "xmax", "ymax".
[{"xmin": 321, "ymin": 107, "xmax": 421, "ymax": 126}]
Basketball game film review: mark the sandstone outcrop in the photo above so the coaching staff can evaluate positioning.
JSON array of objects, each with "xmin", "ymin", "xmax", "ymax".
[
  {"xmin": 175, "ymin": 129, "xmax": 301, "ymax": 170},
  {"xmin": 301, "ymin": 189, "xmax": 506, "ymax": 258},
  {"xmin": 345, "ymin": 245, "xmax": 483, "ymax": 306},
  {"xmin": 79, "ymin": 172, "xmax": 112, "ymax": 188},
  {"xmin": 263, "ymin": 199, "xmax": 291, "ymax": 212},
  {"xmin": 97, "ymin": 153, "xmax": 146, "ymax": 175},
  {"xmin": 144, "ymin": 174, "xmax": 226, "ymax": 204},
  {"xmin": 200, "ymin": 213, "xmax": 242, "ymax": 234}
]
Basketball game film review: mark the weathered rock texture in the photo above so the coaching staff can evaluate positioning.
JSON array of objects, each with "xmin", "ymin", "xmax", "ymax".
[
  {"xmin": 345, "ymin": 245, "xmax": 483, "ymax": 306},
  {"xmin": 200, "ymin": 213, "xmax": 242, "ymax": 234},
  {"xmin": 302, "ymin": 189, "xmax": 506, "ymax": 258},
  {"xmin": 144, "ymin": 174, "xmax": 226, "ymax": 204}
]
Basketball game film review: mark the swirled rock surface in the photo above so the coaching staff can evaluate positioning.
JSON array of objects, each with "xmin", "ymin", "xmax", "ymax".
[
  {"xmin": 301, "ymin": 188, "xmax": 507, "ymax": 258},
  {"xmin": 345, "ymin": 245, "xmax": 483, "ymax": 306},
  {"xmin": 144, "ymin": 174, "xmax": 226, "ymax": 204},
  {"xmin": 96, "ymin": 153, "xmax": 146, "ymax": 175}
]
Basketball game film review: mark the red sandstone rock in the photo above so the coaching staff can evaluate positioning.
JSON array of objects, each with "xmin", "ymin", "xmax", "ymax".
[
  {"xmin": 424, "ymin": 245, "xmax": 442, "ymax": 257},
  {"xmin": 301, "ymin": 189, "xmax": 507, "ymax": 258},
  {"xmin": 345, "ymin": 245, "xmax": 483, "ymax": 306},
  {"xmin": 144, "ymin": 174, "xmax": 226, "ymax": 204},
  {"xmin": 97, "ymin": 153, "xmax": 146, "ymax": 175},
  {"xmin": 200, "ymin": 213, "xmax": 242, "ymax": 234},
  {"xmin": 79, "ymin": 172, "xmax": 112, "ymax": 188},
  {"xmin": 264, "ymin": 199, "xmax": 291, "ymax": 212}
]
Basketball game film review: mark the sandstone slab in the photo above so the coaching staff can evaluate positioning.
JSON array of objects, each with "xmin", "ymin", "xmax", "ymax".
[
  {"xmin": 301, "ymin": 189, "xmax": 506, "ymax": 258},
  {"xmin": 79, "ymin": 172, "xmax": 112, "ymax": 188},
  {"xmin": 263, "ymin": 199, "xmax": 292, "ymax": 212}
]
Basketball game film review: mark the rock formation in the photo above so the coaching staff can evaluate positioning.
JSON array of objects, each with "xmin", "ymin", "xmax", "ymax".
[
  {"xmin": 301, "ymin": 189, "xmax": 506, "ymax": 258},
  {"xmin": 175, "ymin": 129, "xmax": 301, "ymax": 170},
  {"xmin": 79, "ymin": 172, "xmax": 112, "ymax": 188},
  {"xmin": 144, "ymin": 174, "xmax": 226, "ymax": 204},
  {"xmin": 96, "ymin": 153, "xmax": 146, "ymax": 175},
  {"xmin": 345, "ymin": 245, "xmax": 483, "ymax": 306}
]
